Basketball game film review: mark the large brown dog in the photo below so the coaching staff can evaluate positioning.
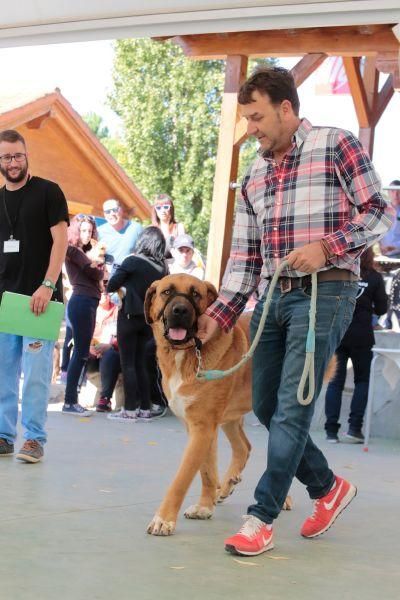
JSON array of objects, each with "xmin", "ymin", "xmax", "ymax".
[{"xmin": 145, "ymin": 273, "xmax": 294, "ymax": 537}]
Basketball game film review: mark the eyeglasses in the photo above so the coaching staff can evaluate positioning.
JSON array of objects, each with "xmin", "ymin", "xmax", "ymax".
[
  {"xmin": 177, "ymin": 246, "xmax": 192, "ymax": 253},
  {"xmin": 104, "ymin": 207, "xmax": 120, "ymax": 215},
  {"xmin": 0, "ymin": 153, "xmax": 27, "ymax": 164},
  {"xmin": 76, "ymin": 214, "xmax": 95, "ymax": 223},
  {"xmin": 155, "ymin": 204, "xmax": 171, "ymax": 212}
]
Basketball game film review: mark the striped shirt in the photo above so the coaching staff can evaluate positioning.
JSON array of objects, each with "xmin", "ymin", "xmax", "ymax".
[{"xmin": 207, "ymin": 118, "xmax": 393, "ymax": 330}]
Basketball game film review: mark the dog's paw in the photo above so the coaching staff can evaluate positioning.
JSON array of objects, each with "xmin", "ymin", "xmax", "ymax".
[
  {"xmin": 184, "ymin": 504, "xmax": 214, "ymax": 520},
  {"xmin": 147, "ymin": 515, "xmax": 176, "ymax": 536},
  {"xmin": 282, "ymin": 495, "xmax": 293, "ymax": 511},
  {"xmin": 217, "ymin": 475, "xmax": 242, "ymax": 503}
]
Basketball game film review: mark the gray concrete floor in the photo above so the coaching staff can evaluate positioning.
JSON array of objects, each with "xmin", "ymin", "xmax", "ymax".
[{"xmin": 1, "ymin": 408, "xmax": 399, "ymax": 600}]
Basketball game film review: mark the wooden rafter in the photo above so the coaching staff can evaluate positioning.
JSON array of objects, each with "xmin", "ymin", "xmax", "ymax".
[
  {"xmin": 375, "ymin": 75, "xmax": 395, "ymax": 124},
  {"xmin": 342, "ymin": 57, "xmax": 370, "ymax": 129},
  {"xmin": 173, "ymin": 25, "xmax": 398, "ymax": 59}
]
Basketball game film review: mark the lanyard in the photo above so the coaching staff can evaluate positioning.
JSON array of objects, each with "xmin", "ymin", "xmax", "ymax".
[{"xmin": 2, "ymin": 175, "xmax": 31, "ymax": 239}]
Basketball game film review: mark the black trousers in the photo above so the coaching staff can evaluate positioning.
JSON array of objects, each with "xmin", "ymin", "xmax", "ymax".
[
  {"xmin": 117, "ymin": 312, "xmax": 152, "ymax": 411},
  {"xmin": 325, "ymin": 343, "xmax": 373, "ymax": 434}
]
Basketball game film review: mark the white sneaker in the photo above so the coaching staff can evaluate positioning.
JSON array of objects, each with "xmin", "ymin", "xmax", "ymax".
[{"xmin": 107, "ymin": 409, "xmax": 136, "ymax": 422}]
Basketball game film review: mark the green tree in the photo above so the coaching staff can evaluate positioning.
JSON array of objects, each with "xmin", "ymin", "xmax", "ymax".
[
  {"xmin": 109, "ymin": 39, "xmax": 225, "ymax": 251},
  {"xmin": 83, "ymin": 112, "xmax": 110, "ymax": 140}
]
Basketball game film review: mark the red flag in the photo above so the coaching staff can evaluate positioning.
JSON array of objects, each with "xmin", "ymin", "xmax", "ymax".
[{"xmin": 329, "ymin": 57, "xmax": 350, "ymax": 95}]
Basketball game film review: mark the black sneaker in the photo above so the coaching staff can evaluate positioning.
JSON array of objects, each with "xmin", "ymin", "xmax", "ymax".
[
  {"xmin": 326, "ymin": 432, "xmax": 339, "ymax": 443},
  {"xmin": 0, "ymin": 438, "xmax": 14, "ymax": 456},
  {"xmin": 344, "ymin": 430, "xmax": 364, "ymax": 444}
]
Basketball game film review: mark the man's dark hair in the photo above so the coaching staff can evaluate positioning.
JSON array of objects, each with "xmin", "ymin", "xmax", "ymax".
[
  {"xmin": 390, "ymin": 180, "xmax": 400, "ymax": 187},
  {"xmin": 238, "ymin": 67, "xmax": 300, "ymax": 116},
  {"xmin": 0, "ymin": 129, "xmax": 26, "ymax": 146}
]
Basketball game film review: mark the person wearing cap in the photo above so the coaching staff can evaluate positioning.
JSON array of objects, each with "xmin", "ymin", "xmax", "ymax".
[
  {"xmin": 98, "ymin": 199, "xmax": 142, "ymax": 267},
  {"xmin": 169, "ymin": 234, "xmax": 205, "ymax": 280},
  {"xmin": 379, "ymin": 180, "xmax": 400, "ymax": 257}
]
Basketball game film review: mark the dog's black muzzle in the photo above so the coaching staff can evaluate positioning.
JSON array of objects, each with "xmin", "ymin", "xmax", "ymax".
[{"xmin": 158, "ymin": 292, "xmax": 202, "ymax": 348}]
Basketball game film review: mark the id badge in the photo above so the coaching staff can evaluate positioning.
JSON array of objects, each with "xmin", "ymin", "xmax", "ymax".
[{"xmin": 3, "ymin": 238, "xmax": 20, "ymax": 253}]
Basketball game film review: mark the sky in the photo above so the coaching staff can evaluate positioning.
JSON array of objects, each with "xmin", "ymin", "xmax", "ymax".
[{"xmin": 0, "ymin": 39, "xmax": 398, "ymax": 186}]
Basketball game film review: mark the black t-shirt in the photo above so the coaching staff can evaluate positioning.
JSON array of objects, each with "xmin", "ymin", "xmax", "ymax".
[{"xmin": 0, "ymin": 176, "xmax": 69, "ymax": 302}]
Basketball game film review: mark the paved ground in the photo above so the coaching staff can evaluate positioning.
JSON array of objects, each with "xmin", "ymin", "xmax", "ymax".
[{"xmin": 1, "ymin": 408, "xmax": 399, "ymax": 600}]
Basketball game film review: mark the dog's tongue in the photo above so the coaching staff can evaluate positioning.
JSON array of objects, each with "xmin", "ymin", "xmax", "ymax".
[{"xmin": 168, "ymin": 328, "xmax": 187, "ymax": 341}]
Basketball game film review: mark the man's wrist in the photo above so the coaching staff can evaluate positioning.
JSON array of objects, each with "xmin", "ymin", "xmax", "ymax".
[{"xmin": 319, "ymin": 239, "xmax": 336, "ymax": 265}]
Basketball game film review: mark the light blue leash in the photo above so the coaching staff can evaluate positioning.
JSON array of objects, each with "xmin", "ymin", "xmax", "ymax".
[{"xmin": 195, "ymin": 260, "xmax": 318, "ymax": 406}]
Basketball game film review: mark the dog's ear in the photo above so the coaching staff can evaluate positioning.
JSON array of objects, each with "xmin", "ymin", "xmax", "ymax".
[
  {"xmin": 144, "ymin": 281, "xmax": 159, "ymax": 324},
  {"xmin": 205, "ymin": 281, "xmax": 218, "ymax": 307}
]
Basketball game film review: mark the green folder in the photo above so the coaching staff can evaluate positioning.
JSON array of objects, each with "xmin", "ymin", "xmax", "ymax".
[{"xmin": 0, "ymin": 292, "xmax": 64, "ymax": 341}]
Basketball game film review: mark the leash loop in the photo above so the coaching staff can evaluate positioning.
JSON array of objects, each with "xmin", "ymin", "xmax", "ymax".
[{"xmin": 196, "ymin": 260, "xmax": 318, "ymax": 406}]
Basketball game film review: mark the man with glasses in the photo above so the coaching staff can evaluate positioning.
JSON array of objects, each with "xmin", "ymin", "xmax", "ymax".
[
  {"xmin": 0, "ymin": 129, "xmax": 69, "ymax": 463},
  {"xmin": 98, "ymin": 199, "xmax": 142, "ymax": 270}
]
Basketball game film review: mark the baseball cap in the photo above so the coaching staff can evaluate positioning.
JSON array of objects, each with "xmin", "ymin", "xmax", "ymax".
[{"xmin": 173, "ymin": 234, "xmax": 194, "ymax": 250}]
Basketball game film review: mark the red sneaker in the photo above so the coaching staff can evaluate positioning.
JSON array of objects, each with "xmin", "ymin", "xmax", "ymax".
[
  {"xmin": 301, "ymin": 476, "xmax": 357, "ymax": 538},
  {"xmin": 224, "ymin": 516, "xmax": 274, "ymax": 556}
]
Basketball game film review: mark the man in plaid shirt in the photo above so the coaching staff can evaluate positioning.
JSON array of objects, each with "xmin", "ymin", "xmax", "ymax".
[{"xmin": 198, "ymin": 67, "xmax": 393, "ymax": 557}]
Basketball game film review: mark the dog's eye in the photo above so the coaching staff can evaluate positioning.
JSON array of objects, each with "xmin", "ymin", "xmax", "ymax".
[
  {"xmin": 192, "ymin": 290, "xmax": 200, "ymax": 299},
  {"xmin": 162, "ymin": 289, "xmax": 171, "ymax": 296}
]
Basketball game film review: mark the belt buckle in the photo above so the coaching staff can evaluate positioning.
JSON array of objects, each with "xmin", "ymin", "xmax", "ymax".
[{"xmin": 280, "ymin": 277, "xmax": 292, "ymax": 294}]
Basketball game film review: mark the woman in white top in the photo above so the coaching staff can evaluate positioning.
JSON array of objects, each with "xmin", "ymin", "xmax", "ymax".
[{"xmin": 151, "ymin": 194, "xmax": 185, "ymax": 257}]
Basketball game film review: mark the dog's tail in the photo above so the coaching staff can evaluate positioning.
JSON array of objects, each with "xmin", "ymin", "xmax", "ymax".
[{"xmin": 323, "ymin": 354, "xmax": 337, "ymax": 383}]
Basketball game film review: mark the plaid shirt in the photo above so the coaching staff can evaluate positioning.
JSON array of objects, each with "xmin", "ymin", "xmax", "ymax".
[{"xmin": 207, "ymin": 118, "xmax": 394, "ymax": 331}]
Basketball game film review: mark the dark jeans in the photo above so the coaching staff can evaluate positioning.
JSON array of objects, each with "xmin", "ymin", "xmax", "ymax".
[
  {"xmin": 325, "ymin": 344, "xmax": 373, "ymax": 434},
  {"xmin": 64, "ymin": 294, "xmax": 99, "ymax": 405},
  {"xmin": 61, "ymin": 325, "xmax": 73, "ymax": 372},
  {"xmin": 117, "ymin": 312, "xmax": 152, "ymax": 411},
  {"xmin": 248, "ymin": 281, "xmax": 358, "ymax": 524},
  {"xmin": 87, "ymin": 347, "xmax": 121, "ymax": 399}
]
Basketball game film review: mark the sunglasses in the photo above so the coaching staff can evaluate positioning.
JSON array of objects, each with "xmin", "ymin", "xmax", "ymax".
[
  {"xmin": 104, "ymin": 207, "xmax": 120, "ymax": 215},
  {"xmin": 155, "ymin": 204, "xmax": 171, "ymax": 212},
  {"xmin": 76, "ymin": 214, "xmax": 95, "ymax": 223}
]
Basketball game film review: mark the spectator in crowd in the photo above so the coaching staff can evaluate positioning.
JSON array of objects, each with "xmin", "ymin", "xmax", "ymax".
[
  {"xmin": 0, "ymin": 129, "xmax": 69, "ymax": 463},
  {"xmin": 325, "ymin": 248, "xmax": 388, "ymax": 443},
  {"xmin": 83, "ymin": 291, "xmax": 122, "ymax": 413},
  {"xmin": 63, "ymin": 215, "xmax": 105, "ymax": 416},
  {"xmin": 98, "ymin": 199, "xmax": 142, "ymax": 267},
  {"xmin": 107, "ymin": 226, "xmax": 167, "ymax": 422},
  {"xmin": 151, "ymin": 193, "xmax": 185, "ymax": 257},
  {"xmin": 379, "ymin": 180, "xmax": 400, "ymax": 257},
  {"xmin": 169, "ymin": 234, "xmax": 205, "ymax": 280},
  {"xmin": 386, "ymin": 269, "xmax": 400, "ymax": 329}
]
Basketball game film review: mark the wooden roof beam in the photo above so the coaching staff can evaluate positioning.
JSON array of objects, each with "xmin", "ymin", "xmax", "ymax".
[
  {"xmin": 173, "ymin": 25, "xmax": 399, "ymax": 59},
  {"xmin": 375, "ymin": 75, "xmax": 395, "ymax": 124},
  {"xmin": 342, "ymin": 57, "xmax": 370, "ymax": 128}
]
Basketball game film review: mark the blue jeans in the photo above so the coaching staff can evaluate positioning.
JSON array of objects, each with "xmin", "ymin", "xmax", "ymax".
[
  {"xmin": 0, "ymin": 333, "xmax": 54, "ymax": 444},
  {"xmin": 325, "ymin": 344, "xmax": 373, "ymax": 433},
  {"xmin": 248, "ymin": 280, "xmax": 358, "ymax": 524},
  {"xmin": 65, "ymin": 294, "xmax": 99, "ymax": 405}
]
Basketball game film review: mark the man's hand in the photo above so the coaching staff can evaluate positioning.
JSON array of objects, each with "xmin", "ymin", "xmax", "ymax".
[
  {"xmin": 197, "ymin": 314, "xmax": 220, "ymax": 345},
  {"xmin": 285, "ymin": 241, "xmax": 327, "ymax": 273},
  {"xmin": 30, "ymin": 285, "xmax": 53, "ymax": 316}
]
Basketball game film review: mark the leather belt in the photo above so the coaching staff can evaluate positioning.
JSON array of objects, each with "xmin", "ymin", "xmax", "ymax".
[{"xmin": 270, "ymin": 268, "xmax": 359, "ymax": 294}]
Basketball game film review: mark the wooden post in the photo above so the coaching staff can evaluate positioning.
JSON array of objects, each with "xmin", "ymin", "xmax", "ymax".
[{"xmin": 205, "ymin": 55, "xmax": 248, "ymax": 287}]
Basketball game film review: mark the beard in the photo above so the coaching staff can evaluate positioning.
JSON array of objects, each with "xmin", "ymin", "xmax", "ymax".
[{"xmin": 0, "ymin": 160, "xmax": 29, "ymax": 184}]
